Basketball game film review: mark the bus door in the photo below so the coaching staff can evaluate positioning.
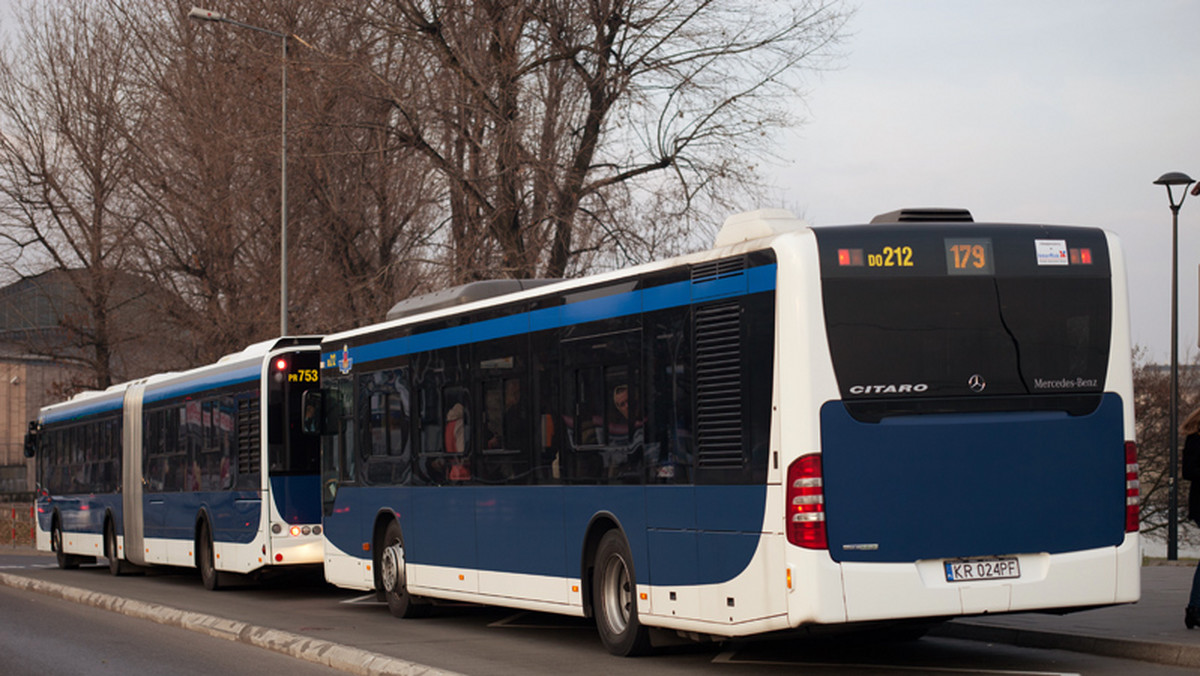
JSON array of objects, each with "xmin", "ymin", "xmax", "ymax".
[
  {"xmin": 121, "ymin": 381, "xmax": 147, "ymax": 566},
  {"xmin": 409, "ymin": 345, "xmax": 477, "ymax": 589}
]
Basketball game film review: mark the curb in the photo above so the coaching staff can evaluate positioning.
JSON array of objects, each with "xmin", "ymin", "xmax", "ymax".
[
  {"xmin": 0, "ymin": 572, "xmax": 461, "ymax": 676},
  {"xmin": 933, "ymin": 620, "xmax": 1200, "ymax": 669}
]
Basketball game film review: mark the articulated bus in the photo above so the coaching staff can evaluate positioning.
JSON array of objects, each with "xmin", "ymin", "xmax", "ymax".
[
  {"xmin": 311, "ymin": 207, "xmax": 1138, "ymax": 655},
  {"xmin": 27, "ymin": 337, "xmax": 324, "ymax": 589}
]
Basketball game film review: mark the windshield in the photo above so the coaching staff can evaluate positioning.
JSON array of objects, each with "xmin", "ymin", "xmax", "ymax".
[{"xmin": 267, "ymin": 349, "xmax": 321, "ymax": 474}]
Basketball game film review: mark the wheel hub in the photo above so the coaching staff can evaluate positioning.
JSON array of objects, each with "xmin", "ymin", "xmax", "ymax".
[
  {"xmin": 602, "ymin": 554, "xmax": 631, "ymax": 633},
  {"xmin": 381, "ymin": 542, "xmax": 405, "ymax": 594}
]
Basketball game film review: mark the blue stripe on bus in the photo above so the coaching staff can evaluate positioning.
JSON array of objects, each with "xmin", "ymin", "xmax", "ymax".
[
  {"xmin": 143, "ymin": 363, "xmax": 261, "ymax": 404},
  {"xmin": 41, "ymin": 396, "xmax": 124, "ymax": 424},
  {"xmin": 327, "ymin": 264, "xmax": 778, "ymax": 368},
  {"xmin": 323, "ymin": 483, "xmax": 767, "ymax": 586}
]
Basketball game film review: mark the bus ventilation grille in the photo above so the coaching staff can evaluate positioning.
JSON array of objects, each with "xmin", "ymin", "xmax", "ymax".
[
  {"xmin": 694, "ymin": 301, "xmax": 744, "ymax": 470},
  {"xmin": 869, "ymin": 208, "xmax": 973, "ymax": 224},
  {"xmin": 237, "ymin": 398, "xmax": 261, "ymax": 475},
  {"xmin": 691, "ymin": 256, "xmax": 745, "ymax": 283}
]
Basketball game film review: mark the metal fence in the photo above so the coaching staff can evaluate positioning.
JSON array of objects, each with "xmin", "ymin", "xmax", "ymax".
[{"xmin": 1, "ymin": 501, "xmax": 35, "ymax": 548}]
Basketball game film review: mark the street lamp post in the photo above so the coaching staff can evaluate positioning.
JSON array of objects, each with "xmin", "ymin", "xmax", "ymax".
[
  {"xmin": 188, "ymin": 7, "xmax": 289, "ymax": 337},
  {"xmin": 1155, "ymin": 171, "xmax": 1194, "ymax": 561}
]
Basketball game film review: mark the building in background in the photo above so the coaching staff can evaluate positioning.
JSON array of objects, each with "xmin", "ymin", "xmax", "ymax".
[{"xmin": 0, "ymin": 270, "xmax": 183, "ymax": 498}]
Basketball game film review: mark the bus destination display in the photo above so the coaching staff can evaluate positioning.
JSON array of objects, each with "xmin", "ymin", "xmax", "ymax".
[
  {"xmin": 944, "ymin": 238, "xmax": 994, "ymax": 275},
  {"xmin": 836, "ymin": 238, "xmax": 994, "ymax": 275},
  {"xmin": 832, "ymin": 235, "xmax": 1097, "ymax": 276}
]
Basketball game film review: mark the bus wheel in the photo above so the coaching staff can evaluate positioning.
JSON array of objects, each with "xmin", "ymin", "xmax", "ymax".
[
  {"xmin": 51, "ymin": 518, "xmax": 79, "ymax": 570},
  {"xmin": 104, "ymin": 520, "xmax": 127, "ymax": 576},
  {"xmin": 593, "ymin": 530, "xmax": 651, "ymax": 656},
  {"xmin": 380, "ymin": 521, "xmax": 430, "ymax": 619},
  {"xmin": 197, "ymin": 521, "xmax": 222, "ymax": 591}
]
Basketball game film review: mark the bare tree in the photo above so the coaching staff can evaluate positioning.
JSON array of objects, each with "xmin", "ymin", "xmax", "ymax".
[
  {"xmin": 348, "ymin": 0, "xmax": 851, "ymax": 282},
  {"xmin": 110, "ymin": 0, "xmax": 296, "ymax": 362},
  {"xmin": 110, "ymin": 1, "xmax": 445, "ymax": 346},
  {"xmin": 285, "ymin": 6, "xmax": 444, "ymax": 331},
  {"xmin": 0, "ymin": 0, "xmax": 168, "ymax": 390}
]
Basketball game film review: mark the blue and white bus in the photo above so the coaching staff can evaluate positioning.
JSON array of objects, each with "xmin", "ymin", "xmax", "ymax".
[
  {"xmin": 313, "ymin": 208, "xmax": 1139, "ymax": 655},
  {"xmin": 29, "ymin": 337, "xmax": 324, "ymax": 589}
]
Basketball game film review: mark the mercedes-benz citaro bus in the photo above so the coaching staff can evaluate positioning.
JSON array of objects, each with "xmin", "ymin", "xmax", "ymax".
[
  {"xmin": 311, "ymin": 208, "xmax": 1138, "ymax": 655},
  {"xmin": 28, "ymin": 337, "xmax": 324, "ymax": 589}
]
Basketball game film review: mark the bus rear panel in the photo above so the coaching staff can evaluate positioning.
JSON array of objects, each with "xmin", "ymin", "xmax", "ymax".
[{"xmin": 794, "ymin": 220, "xmax": 1137, "ymax": 624}]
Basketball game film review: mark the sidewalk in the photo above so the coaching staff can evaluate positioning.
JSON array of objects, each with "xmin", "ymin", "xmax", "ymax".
[{"xmin": 935, "ymin": 562, "xmax": 1200, "ymax": 668}]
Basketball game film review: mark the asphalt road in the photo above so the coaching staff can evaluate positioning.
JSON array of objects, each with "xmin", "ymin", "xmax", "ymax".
[
  {"xmin": 1, "ymin": 551, "xmax": 1197, "ymax": 676},
  {"xmin": 0, "ymin": 583, "xmax": 344, "ymax": 676}
]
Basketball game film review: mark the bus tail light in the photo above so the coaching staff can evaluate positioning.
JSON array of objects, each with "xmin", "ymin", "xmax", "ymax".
[
  {"xmin": 787, "ymin": 454, "xmax": 827, "ymax": 549},
  {"xmin": 1125, "ymin": 441, "xmax": 1139, "ymax": 533}
]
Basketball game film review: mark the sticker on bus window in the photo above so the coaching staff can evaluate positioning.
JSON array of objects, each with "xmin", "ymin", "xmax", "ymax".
[{"xmin": 1035, "ymin": 239, "xmax": 1069, "ymax": 266}]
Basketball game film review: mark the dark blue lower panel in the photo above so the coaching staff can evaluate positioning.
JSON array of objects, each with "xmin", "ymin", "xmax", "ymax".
[
  {"xmin": 820, "ymin": 393, "xmax": 1128, "ymax": 563},
  {"xmin": 474, "ymin": 487, "xmax": 565, "ymax": 577},
  {"xmin": 39, "ymin": 494, "xmax": 122, "ymax": 535},
  {"xmin": 325, "ymin": 484, "xmax": 767, "ymax": 586},
  {"xmin": 270, "ymin": 475, "xmax": 321, "ymax": 524},
  {"xmin": 143, "ymin": 491, "xmax": 261, "ymax": 544}
]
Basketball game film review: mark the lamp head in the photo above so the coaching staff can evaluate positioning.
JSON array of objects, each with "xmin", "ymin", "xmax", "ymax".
[
  {"xmin": 188, "ymin": 7, "xmax": 224, "ymax": 22},
  {"xmin": 1155, "ymin": 172, "xmax": 1195, "ymax": 210},
  {"xmin": 1155, "ymin": 172, "xmax": 1194, "ymax": 186}
]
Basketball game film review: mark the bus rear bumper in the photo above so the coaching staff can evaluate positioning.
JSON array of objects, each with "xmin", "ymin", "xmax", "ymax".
[
  {"xmin": 269, "ymin": 535, "xmax": 324, "ymax": 566},
  {"xmin": 831, "ymin": 536, "xmax": 1139, "ymax": 625}
]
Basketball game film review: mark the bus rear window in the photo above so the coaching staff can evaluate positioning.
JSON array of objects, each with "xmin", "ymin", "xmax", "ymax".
[{"xmin": 815, "ymin": 224, "xmax": 1112, "ymax": 418}]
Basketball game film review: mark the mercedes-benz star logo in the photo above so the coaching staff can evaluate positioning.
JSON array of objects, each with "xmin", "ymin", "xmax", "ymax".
[{"xmin": 968, "ymin": 374, "xmax": 987, "ymax": 393}]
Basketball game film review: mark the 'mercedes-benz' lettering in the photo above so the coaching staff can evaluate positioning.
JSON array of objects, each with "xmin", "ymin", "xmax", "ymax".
[
  {"xmin": 849, "ymin": 383, "xmax": 929, "ymax": 395},
  {"xmin": 1033, "ymin": 377, "xmax": 1099, "ymax": 390}
]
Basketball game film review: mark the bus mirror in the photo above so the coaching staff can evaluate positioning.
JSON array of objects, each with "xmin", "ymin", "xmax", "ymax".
[
  {"xmin": 301, "ymin": 390, "xmax": 323, "ymax": 435},
  {"xmin": 23, "ymin": 421, "xmax": 38, "ymax": 458}
]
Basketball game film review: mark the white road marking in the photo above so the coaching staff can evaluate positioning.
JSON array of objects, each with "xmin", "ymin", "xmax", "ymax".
[{"xmin": 339, "ymin": 592, "xmax": 382, "ymax": 605}]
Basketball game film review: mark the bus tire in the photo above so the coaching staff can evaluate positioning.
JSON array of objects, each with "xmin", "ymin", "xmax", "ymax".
[
  {"xmin": 380, "ymin": 521, "xmax": 430, "ymax": 619},
  {"xmin": 197, "ymin": 520, "xmax": 223, "ymax": 591},
  {"xmin": 593, "ymin": 530, "xmax": 651, "ymax": 656},
  {"xmin": 51, "ymin": 517, "xmax": 80, "ymax": 570},
  {"xmin": 104, "ymin": 519, "xmax": 128, "ymax": 576}
]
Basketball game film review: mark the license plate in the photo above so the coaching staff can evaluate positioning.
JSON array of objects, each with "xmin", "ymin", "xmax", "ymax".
[{"xmin": 944, "ymin": 557, "xmax": 1020, "ymax": 583}]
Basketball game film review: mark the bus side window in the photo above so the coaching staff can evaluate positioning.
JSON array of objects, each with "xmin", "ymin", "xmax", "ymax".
[
  {"xmin": 443, "ymin": 386, "xmax": 471, "ymax": 481},
  {"xmin": 362, "ymin": 369, "xmax": 411, "ymax": 486},
  {"xmin": 576, "ymin": 366, "xmax": 605, "ymax": 447},
  {"xmin": 301, "ymin": 389, "xmax": 324, "ymax": 435},
  {"xmin": 340, "ymin": 380, "xmax": 358, "ymax": 485},
  {"xmin": 648, "ymin": 308, "xmax": 693, "ymax": 484},
  {"xmin": 533, "ymin": 348, "xmax": 562, "ymax": 484}
]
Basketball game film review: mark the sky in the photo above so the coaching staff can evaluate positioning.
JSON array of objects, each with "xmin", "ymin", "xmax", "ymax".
[{"xmin": 770, "ymin": 0, "xmax": 1200, "ymax": 364}]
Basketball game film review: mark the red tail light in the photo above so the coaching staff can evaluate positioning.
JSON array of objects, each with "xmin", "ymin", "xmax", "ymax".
[
  {"xmin": 1125, "ymin": 441, "xmax": 1139, "ymax": 533},
  {"xmin": 787, "ymin": 454, "xmax": 827, "ymax": 549}
]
